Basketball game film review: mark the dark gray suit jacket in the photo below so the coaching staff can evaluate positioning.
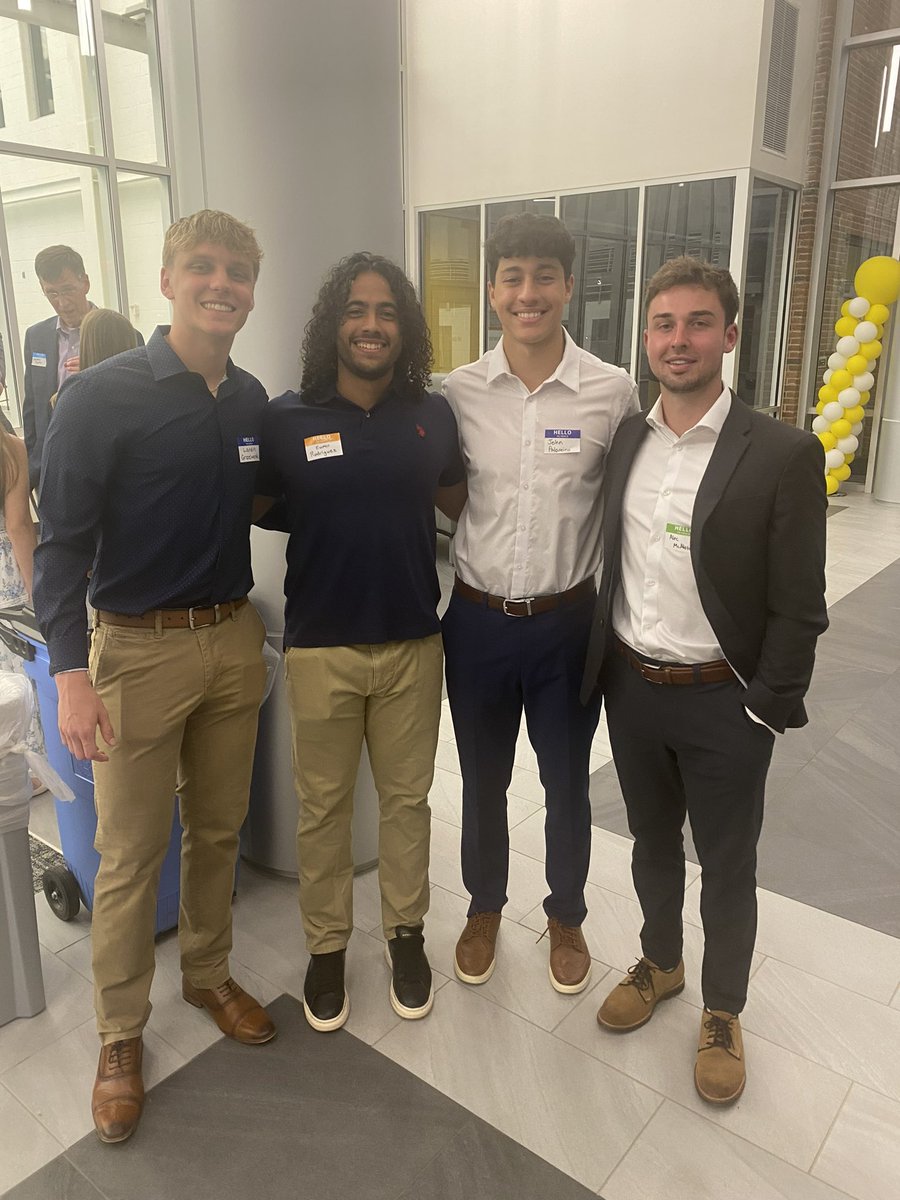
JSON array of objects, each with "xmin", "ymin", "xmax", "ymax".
[
  {"xmin": 22, "ymin": 314, "xmax": 61, "ymax": 489},
  {"xmin": 580, "ymin": 393, "xmax": 829, "ymax": 733}
]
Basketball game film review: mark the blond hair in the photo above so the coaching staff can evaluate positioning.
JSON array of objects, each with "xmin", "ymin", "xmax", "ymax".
[
  {"xmin": 162, "ymin": 209, "xmax": 263, "ymax": 279},
  {"xmin": 79, "ymin": 308, "xmax": 139, "ymax": 370}
]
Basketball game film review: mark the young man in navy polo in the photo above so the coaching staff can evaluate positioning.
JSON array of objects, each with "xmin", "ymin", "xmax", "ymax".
[{"xmin": 256, "ymin": 252, "xmax": 465, "ymax": 1030}]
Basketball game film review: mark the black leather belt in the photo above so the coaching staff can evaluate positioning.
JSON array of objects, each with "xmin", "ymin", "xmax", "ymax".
[
  {"xmin": 614, "ymin": 637, "xmax": 734, "ymax": 685},
  {"xmin": 453, "ymin": 575, "xmax": 595, "ymax": 617}
]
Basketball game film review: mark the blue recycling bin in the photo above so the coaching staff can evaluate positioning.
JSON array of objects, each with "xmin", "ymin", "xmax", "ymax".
[{"xmin": 0, "ymin": 611, "xmax": 182, "ymax": 932}]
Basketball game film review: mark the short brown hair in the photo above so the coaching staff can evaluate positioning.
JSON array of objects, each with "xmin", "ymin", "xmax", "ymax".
[
  {"xmin": 162, "ymin": 209, "xmax": 263, "ymax": 279},
  {"xmin": 35, "ymin": 245, "xmax": 86, "ymax": 282},
  {"xmin": 644, "ymin": 256, "xmax": 739, "ymax": 326},
  {"xmin": 79, "ymin": 308, "xmax": 140, "ymax": 370}
]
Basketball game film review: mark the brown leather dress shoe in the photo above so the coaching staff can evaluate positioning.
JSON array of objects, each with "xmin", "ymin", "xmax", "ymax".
[
  {"xmin": 597, "ymin": 957, "xmax": 685, "ymax": 1031},
  {"xmin": 182, "ymin": 977, "xmax": 276, "ymax": 1044},
  {"xmin": 92, "ymin": 1037, "xmax": 144, "ymax": 1144},
  {"xmin": 455, "ymin": 912, "xmax": 502, "ymax": 984},
  {"xmin": 547, "ymin": 918, "xmax": 592, "ymax": 993}
]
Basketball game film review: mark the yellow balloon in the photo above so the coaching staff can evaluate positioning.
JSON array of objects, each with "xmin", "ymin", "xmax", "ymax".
[
  {"xmin": 840, "ymin": 300, "xmax": 853, "ymax": 318},
  {"xmin": 860, "ymin": 340, "xmax": 882, "ymax": 359},
  {"xmin": 854, "ymin": 256, "xmax": 900, "ymax": 305},
  {"xmin": 818, "ymin": 431, "xmax": 837, "ymax": 450},
  {"xmin": 845, "ymin": 452, "xmax": 856, "ymax": 464},
  {"xmin": 825, "ymin": 474, "xmax": 839, "ymax": 495},
  {"xmin": 845, "ymin": 353, "xmax": 868, "ymax": 375},
  {"xmin": 830, "ymin": 369, "xmax": 852, "ymax": 391},
  {"xmin": 815, "ymin": 400, "xmax": 825, "ymax": 414},
  {"xmin": 834, "ymin": 463, "xmax": 852, "ymax": 482},
  {"xmin": 818, "ymin": 385, "xmax": 838, "ymax": 404},
  {"xmin": 844, "ymin": 405, "xmax": 865, "ymax": 424},
  {"xmin": 834, "ymin": 316, "xmax": 858, "ymax": 338},
  {"xmin": 830, "ymin": 418, "xmax": 852, "ymax": 438},
  {"xmin": 875, "ymin": 324, "xmax": 885, "ymax": 339},
  {"xmin": 867, "ymin": 303, "xmax": 890, "ymax": 325},
  {"xmin": 859, "ymin": 390, "xmax": 872, "ymax": 405}
]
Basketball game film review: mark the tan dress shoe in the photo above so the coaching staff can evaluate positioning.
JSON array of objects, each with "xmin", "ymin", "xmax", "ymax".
[
  {"xmin": 597, "ymin": 956, "xmax": 685, "ymax": 1030},
  {"xmin": 547, "ymin": 919, "xmax": 592, "ymax": 993},
  {"xmin": 694, "ymin": 1008, "xmax": 746, "ymax": 1104},
  {"xmin": 182, "ymin": 977, "xmax": 276, "ymax": 1044},
  {"xmin": 92, "ymin": 1037, "xmax": 144, "ymax": 1144},
  {"xmin": 454, "ymin": 912, "xmax": 502, "ymax": 984}
]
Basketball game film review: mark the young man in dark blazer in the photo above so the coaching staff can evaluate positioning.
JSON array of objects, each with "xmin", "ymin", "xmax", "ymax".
[{"xmin": 581, "ymin": 257, "xmax": 828, "ymax": 1104}]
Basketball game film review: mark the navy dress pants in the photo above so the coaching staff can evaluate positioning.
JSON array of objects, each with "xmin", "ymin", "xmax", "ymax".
[{"xmin": 442, "ymin": 590, "xmax": 601, "ymax": 927}]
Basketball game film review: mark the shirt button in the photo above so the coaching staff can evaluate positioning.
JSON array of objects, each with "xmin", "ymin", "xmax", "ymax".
[
  {"xmin": 523, "ymin": 483, "xmax": 529, "ymax": 490},
  {"xmin": 525, "ymin": 440, "xmax": 531, "ymax": 446},
  {"xmin": 663, "ymin": 489, "xmax": 671, "ymax": 496},
  {"xmin": 652, "ymin": 534, "xmax": 660, "ymax": 542},
  {"xmin": 648, "ymin": 580, "xmax": 656, "ymax": 587}
]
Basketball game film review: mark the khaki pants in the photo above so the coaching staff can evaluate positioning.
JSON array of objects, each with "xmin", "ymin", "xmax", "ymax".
[
  {"xmin": 285, "ymin": 635, "xmax": 443, "ymax": 952},
  {"xmin": 88, "ymin": 602, "xmax": 267, "ymax": 1043}
]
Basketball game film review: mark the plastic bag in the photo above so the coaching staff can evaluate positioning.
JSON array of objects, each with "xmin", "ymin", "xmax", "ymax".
[{"xmin": 0, "ymin": 672, "xmax": 73, "ymax": 834}]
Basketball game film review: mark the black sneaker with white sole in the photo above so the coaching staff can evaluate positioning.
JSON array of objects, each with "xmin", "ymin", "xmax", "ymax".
[
  {"xmin": 385, "ymin": 925, "xmax": 434, "ymax": 1019},
  {"xmin": 303, "ymin": 949, "xmax": 349, "ymax": 1032}
]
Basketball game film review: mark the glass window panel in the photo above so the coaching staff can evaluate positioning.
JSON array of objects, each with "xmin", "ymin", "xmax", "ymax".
[
  {"xmin": 737, "ymin": 182, "xmax": 796, "ymax": 409},
  {"xmin": 419, "ymin": 206, "xmax": 481, "ymax": 377},
  {"xmin": 101, "ymin": 0, "xmax": 166, "ymax": 164},
  {"xmin": 118, "ymin": 170, "xmax": 171, "ymax": 338},
  {"xmin": 0, "ymin": 288, "xmax": 19, "ymax": 428},
  {"xmin": 809, "ymin": 184, "xmax": 900, "ymax": 481},
  {"xmin": 0, "ymin": 1, "xmax": 103, "ymax": 155},
  {"xmin": 0, "ymin": 155, "xmax": 117, "ymax": 337},
  {"xmin": 484, "ymin": 198, "xmax": 555, "ymax": 351},
  {"xmin": 561, "ymin": 189, "xmax": 638, "ymax": 370},
  {"xmin": 851, "ymin": 0, "xmax": 900, "ymax": 36},
  {"xmin": 836, "ymin": 43, "xmax": 900, "ymax": 181},
  {"xmin": 638, "ymin": 177, "xmax": 735, "ymax": 407}
]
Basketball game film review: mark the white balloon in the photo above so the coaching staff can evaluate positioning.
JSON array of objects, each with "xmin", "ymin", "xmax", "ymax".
[
  {"xmin": 853, "ymin": 372, "xmax": 875, "ymax": 391},
  {"xmin": 823, "ymin": 369, "xmax": 834, "ymax": 384},
  {"xmin": 854, "ymin": 320, "xmax": 878, "ymax": 342},
  {"xmin": 851, "ymin": 422, "xmax": 863, "ymax": 436},
  {"xmin": 848, "ymin": 296, "xmax": 870, "ymax": 318},
  {"xmin": 825, "ymin": 449, "xmax": 845, "ymax": 469},
  {"xmin": 867, "ymin": 359, "xmax": 877, "ymax": 371},
  {"xmin": 838, "ymin": 387, "xmax": 861, "ymax": 407},
  {"xmin": 836, "ymin": 336, "xmax": 860, "ymax": 357},
  {"xmin": 828, "ymin": 352, "xmax": 847, "ymax": 370},
  {"xmin": 822, "ymin": 401, "xmax": 844, "ymax": 422},
  {"xmin": 837, "ymin": 435, "xmax": 859, "ymax": 454},
  {"xmin": 812, "ymin": 415, "xmax": 831, "ymax": 433}
]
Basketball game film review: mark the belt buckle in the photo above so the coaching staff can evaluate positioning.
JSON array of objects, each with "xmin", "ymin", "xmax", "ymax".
[
  {"xmin": 503, "ymin": 596, "xmax": 534, "ymax": 617},
  {"xmin": 188, "ymin": 603, "xmax": 219, "ymax": 630},
  {"xmin": 643, "ymin": 663, "xmax": 669, "ymax": 685}
]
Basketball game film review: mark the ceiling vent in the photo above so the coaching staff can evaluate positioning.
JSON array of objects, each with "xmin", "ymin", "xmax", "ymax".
[{"xmin": 763, "ymin": 0, "xmax": 798, "ymax": 155}]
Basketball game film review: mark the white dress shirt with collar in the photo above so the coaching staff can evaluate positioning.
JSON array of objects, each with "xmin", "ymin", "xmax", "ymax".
[{"xmin": 443, "ymin": 329, "xmax": 638, "ymax": 598}]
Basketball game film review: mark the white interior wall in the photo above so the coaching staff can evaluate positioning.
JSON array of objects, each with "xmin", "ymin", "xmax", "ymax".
[
  {"xmin": 751, "ymin": 0, "xmax": 821, "ymax": 181},
  {"xmin": 404, "ymin": 0, "xmax": 770, "ymax": 210}
]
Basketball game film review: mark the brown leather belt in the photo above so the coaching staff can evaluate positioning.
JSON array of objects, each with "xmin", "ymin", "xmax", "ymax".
[
  {"xmin": 97, "ymin": 597, "xmax": 249, "ymax": 630},
  {"xmin": 614, "ymin": 636, "xmax": 734, "ymax": 685},
  {"xmin": 453, "ymin": 575, "xmax": 595, "ymax": 617}
]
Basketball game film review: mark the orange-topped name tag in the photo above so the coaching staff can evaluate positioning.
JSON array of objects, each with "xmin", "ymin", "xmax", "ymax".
[{"xmin": 304, "ymin": 432, "xmax": 343, "ymax": 462}]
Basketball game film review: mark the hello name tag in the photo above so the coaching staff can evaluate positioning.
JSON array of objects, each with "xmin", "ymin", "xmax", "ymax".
[
  {"xmin": 238, "ymin": 436, "xmax": 259, "ymax": 463},
  {"xmin": 665, "ymin": 521, "xmax": 691, "ymax": 551},
  {"xmin": 305, "ymin": 432, "xmax": 343, "ymax": 461},
  {"xmin": 31, "ymin": 352, "xmax": 47, "ymax": 368},
  {"xmin": 544, "ymin": 428, "xmax": 581, "ymax": 453}
]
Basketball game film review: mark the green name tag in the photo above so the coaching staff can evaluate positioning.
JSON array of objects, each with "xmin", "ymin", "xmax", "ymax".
[{"xmin": 665, "ymin": 522, "xmax": 691, "ymax": 537}]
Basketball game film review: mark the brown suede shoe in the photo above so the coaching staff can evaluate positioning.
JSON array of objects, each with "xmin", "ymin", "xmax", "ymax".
[
  {"xmin": 454, "ymin": 912, "xmax": 502, "ymax": 984},
  {"xmin": 597, "ymin": 956, "xmax": 685, "ymax": 1031},
  {"xmin": 547, "ymin": 919, "xmax": 592, "ymax": 993},
  {"xmin": 695, "ymin": 1008, "xmax": 745, "ymax": 1104},
  {"xmin": 182, "ymin": 977, "xmax": 276, "ymax": 1044},
  {"xmin": 92, "ymin": 1037, "xmax": 144, "ymax": 1144}
]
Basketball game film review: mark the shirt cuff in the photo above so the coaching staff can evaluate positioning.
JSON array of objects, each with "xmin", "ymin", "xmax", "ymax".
[{"xmin": 744, "ymin": 706, "xmax": 778, "ymax": 736}]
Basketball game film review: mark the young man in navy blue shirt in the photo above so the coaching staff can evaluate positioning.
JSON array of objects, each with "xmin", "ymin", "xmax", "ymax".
[
  {"xmin": 256, "ymin": 252, "xmax": 465, "ymax": 1031},
  {"xmin": 34, "ymin": 210, "xmax": 276, "ymax": 1145}
]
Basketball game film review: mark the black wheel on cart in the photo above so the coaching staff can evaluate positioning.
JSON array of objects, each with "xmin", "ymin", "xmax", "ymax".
[{"xmin": 42, "ymin": 865, "xmax": 81, "ymax": 921}]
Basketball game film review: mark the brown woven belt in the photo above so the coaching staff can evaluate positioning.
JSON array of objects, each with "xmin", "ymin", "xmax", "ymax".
[
  {"xmin": 614, "ymin": 637, "xmax": 734, "ymax": 685},
  {"xmin": 453, "ymin": 575, "xmax": 595, "ymax": 617},
  {"xmin": 97, "ymin": 596, "xmax": 248, "ymax": 630}
]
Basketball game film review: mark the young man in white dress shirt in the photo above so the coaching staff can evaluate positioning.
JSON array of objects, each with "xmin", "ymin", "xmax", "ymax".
[
  {"xmin": 581, "ymin": 257, "xmax": 827, "ymax": 1103},
  {"xmin": 442, "ymin": 213, "xmax": 639, "ymax": 993}
]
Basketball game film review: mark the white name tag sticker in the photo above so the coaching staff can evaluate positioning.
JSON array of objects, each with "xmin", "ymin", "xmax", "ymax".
[
  {"xmin": 238, "ymin": 436, "xmax": 259, "ymax": 463},
  {"xmin": 665, "ymin": 521, "xmax": 691, "ymax": 551},
  {"xmin": 544, "ymin": 428, "xmax": 581, "ymax": 454},
  {"xmin": 305, "ymin": 432, "xmax": 343, "ymax": 461},
  {"xmin": 31, "ymin": 352, "xmax": 47, "ymax": 368}
]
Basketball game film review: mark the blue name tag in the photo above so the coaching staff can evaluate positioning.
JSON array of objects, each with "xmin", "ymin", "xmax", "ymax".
[
  {"xmin": 238, "ymin": 436, "xmax": 259, "ymax": 463},
  {"xmin": 31, "ymin": 352, "xmax": 47, "ymax": 368},
  {"xmin": 544, "ymin": 428, "xmax": 581, "ymax": 454}
]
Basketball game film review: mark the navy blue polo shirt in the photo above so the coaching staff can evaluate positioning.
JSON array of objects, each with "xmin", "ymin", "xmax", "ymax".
[
  {"xmin": 257, "ymin": 386, "xmax": 464, "ymax": 647},
  {"xmin": 34, "ymin": 327, "xmax": 268, "ymax": 673}
]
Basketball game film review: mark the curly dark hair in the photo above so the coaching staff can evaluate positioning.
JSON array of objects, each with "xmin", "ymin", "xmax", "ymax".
[{"xmin": 300, "ymin": 252, "xmax": 433, "ymax": 400}]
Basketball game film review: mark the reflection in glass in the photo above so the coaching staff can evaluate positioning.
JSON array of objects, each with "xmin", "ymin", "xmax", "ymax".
[
  {"xmin": 102, "ymin": 0, "xmax": 166, "ymax": 164},
  {"xmin": 836, "ymin": 43, "xmax": 900, "ymax": 181},
  {"xmin": 561, "ymin": 189, "xmax": 638, "ymax": 370},
  {"xmin": 118, "ymin": 171, "xmax": 171, "ymax": 339},
  {"xmin": 0, "ymin": 2, "xmax": 102, "ymax": 154},
  {"xmin": 810, "ymin": 185, "xmax": 900, "ymax": 479},
  {"xmin": 638, "ymin": 178, "xmax": 735, "ymax": 406},
  {"xmin": 851, "ymin": 0, "xmax": 900, "ymax": 36},
  {"xmin": 737, "ymin": 182, "xmax": 796, "ymax": 409},
  {"xmin": 419, "ymin": 207, "xmax": 481, "ymax": 377},
  {"xmin": 484, "ymin": 198, "xmax": 555, "ymax": 350}
]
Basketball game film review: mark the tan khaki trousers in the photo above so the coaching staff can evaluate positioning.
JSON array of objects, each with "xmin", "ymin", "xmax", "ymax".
[
  {"xmin": 88, "ymin": 602, "xmax": 267, "ymax": 1043},
  {"xmin": 284, "ymin": 635, "xmax": 443, "ymax": 952}
]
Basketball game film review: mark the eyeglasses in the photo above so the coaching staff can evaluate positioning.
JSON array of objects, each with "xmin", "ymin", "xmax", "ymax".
[{"xmin": 43, "ymin": 284, "xmax": 84, "ymax": 301}]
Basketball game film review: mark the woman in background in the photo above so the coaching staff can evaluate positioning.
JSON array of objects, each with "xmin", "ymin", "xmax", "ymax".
[{"xmin": 50, "ymin": 308, "xmax": 140, "ymax": 409}]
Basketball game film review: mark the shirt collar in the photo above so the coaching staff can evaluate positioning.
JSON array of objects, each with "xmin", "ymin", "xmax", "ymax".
[
  {"xmin": 486, "ymin": 326, "xmax": 580, "ymax": 393},
  {"xmin": 148, "ymin": 325, "xmax": 236, "ymax": 390},
  {"xmin": 645, "ymin": 385, "xmax": 732, "ymax": 438}
]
